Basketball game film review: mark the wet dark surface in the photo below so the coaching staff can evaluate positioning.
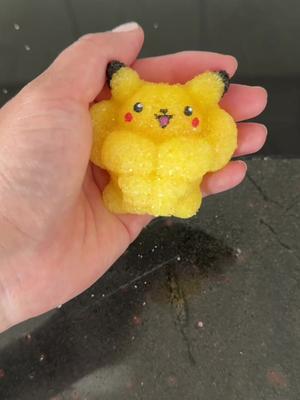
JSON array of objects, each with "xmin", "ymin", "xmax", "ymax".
[
  {"xmin": 1, "ymin": 1, "xmax": 300, "ymax": 399},
  {"xmin": 0, "ymin": 0, "xmax": 300, "ymax": 155},
  {"xmin": 0, "ymin": 159, "xmax": 300, "ymax": 399}
]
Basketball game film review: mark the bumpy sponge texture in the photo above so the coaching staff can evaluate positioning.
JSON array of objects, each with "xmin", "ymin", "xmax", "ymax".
[{"xmin": 90, "ymin": 66, "xmax": 237, "ymax": 218}]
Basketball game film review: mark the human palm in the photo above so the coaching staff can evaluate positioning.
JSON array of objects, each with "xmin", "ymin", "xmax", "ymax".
[{"xmin": 0, "ymin": 26, "xmax": 267, "ymax": 331}]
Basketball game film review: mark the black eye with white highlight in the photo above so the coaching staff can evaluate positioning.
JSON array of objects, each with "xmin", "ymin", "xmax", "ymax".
[
  {"xmin": 133, "ymin": 102, "xmax": 144, "ymax": 113},
  {"xmin": 184, "ymin": 106, "xmax": 193, "ymax": 116}
]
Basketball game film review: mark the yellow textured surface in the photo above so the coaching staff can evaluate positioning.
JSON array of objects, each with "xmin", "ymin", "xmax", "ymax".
[{"xmin": 90, "ymin": 67, "xmax": 237, "ymax": 218}]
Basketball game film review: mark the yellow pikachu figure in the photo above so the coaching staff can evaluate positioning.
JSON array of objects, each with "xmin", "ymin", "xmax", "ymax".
[{"xmin": 90, "ymin": 61, "xmax": 237, "ymax": 218}]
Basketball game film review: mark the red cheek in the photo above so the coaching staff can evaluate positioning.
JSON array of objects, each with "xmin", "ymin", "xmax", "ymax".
[
  {"xmin": 124, "ymin": 112, "xmax": 133, "ymax": 122},
  {"xmin": 192, "ymin": 117, "xmax": 200, "ymax": 128}
]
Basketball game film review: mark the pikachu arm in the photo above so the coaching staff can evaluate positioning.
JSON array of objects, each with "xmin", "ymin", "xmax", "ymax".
[
  {"xmin": 157, "ymin": 136, "xmax": 213, "ymax": 182},
  {"xmin": 202, "ymin": 108, "xmax": 238, "ymax": 172},
  {"xmin": 101, "ymin": 130, "xmax": 156, "ymax": 175},
  {"xmin": 90, "ymin": 100, "xmax": 117, "ymax": 167}
]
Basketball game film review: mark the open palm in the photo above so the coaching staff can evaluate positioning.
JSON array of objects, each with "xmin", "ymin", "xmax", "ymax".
[{"xmin": 0, "ymin": 26, "xmax": 267, "ymax": 331}]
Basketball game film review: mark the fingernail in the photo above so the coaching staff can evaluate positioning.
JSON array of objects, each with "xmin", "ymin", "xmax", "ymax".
[
  {"xmin": 237, "ymin": 160, "xmax": 248, "ymax": 170},
  {"xmin": 252, "ymin": 86, "xmax": 268, "ymax": 96},
  {"xmin": 257, "ymin": 123, "xmax": 268, "ymax": 135},
  {"xmin": 225, "ymin": 55, "xmax": 238, "ymax": 74},
  {"xmin": 112, "ymin": 22, "xmax": 140, "ymax": 32}
]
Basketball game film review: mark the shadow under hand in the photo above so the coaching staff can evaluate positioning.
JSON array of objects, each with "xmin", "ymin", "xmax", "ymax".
[{"xmin": 0, "ymin": 219, "xmax": 236, "ymax": 400}]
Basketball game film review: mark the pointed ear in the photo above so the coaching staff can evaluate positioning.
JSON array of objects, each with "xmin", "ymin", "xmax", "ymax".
[
  {"xmin": 185, "ymin": 71, "xmax": 230, "ymax": 106},
  {"xmin": 107, "ymin": 60, "xmax": 142, "ymax": 102}
]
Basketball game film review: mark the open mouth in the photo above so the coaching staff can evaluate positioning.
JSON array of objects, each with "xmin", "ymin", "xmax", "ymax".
[{"xmin": 155, "ymin": 113, "xmax": 173, "ymax": 128}]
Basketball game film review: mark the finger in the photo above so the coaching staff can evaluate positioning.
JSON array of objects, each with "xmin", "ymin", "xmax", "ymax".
[
  {"xmin": 132, "ymin": 51, "xmax": 238, "ymax": 82},
  {"xmin": 220, "ymin": 84, "xmax": 268, "ymax": 122},
  {"xmin": 234, "ymin": 123, "xmax": 268, "ymax": 157},
  {"xmin": 202, "ymin": 160, "xmax": 247, "ymax": 197},
  {"xmin": 25, "ymin": 23, "xmax": 144, "ymax": 104},
  {"xmin": 94, "ymin": 51, "xmax": 238, "ymax": 102}
]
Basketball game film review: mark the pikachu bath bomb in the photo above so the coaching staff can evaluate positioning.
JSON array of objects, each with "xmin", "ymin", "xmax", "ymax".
[{"xmin": 90, "ymin": 61, "xmax": 237, "ymax": 218}]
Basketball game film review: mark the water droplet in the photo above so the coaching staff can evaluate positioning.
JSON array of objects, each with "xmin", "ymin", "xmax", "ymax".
[
  {"xmin": 57, "ymin": 304, "xmax": 62, "ymax": 309},
  {"xmin": 90, "ymin": 293, "xmax": 95, "ymax": 298},
  {"xmin": 165, "ymin": 219, "xmax": 173, "ymax": 227},
  {"xmin": 153, "ymin": 22, "xmax": 159, "ymax": 29},
  {"xmin": 176, "ymin": 256, "xmax": 181, "ymax": 261},
  {"xmin": 140, "ymin": 381, "xmax": 144, "ymax": 387},
  {"xmin": 25, "ymin": 333, "xmax": 32, "ymax": 341},
  {"xmin": 197, "ymin": 320, "xmax": 204, "ymax": 328},
  {"xmin": 2, "ymin": 88, "xmax": 8, "ymax": 94},
  {"xmin": 134, "ymin": 284, "xmax": 138, "ymax": 289},
  {"xmin": 131, "ymin": 335, "xmax": 135, "ymax": 341},
  {"xmin": 28, "ymin": 372, "xmax": 35, "ymax": 380},
  {"xmin": 14, "ymin": 23, "xmax": 20, "ymax": 30},
  {"xmin": 235, "ymin": 248, "xmax": 242, "ymax": 257},
  {"xmin": 142, "ymin": 301, "xmax": 147, "ymax": 306},
  {"xmin": 137, "ymin": 254, "xmax": 143, "ymax": 259},
  {"xmin": 39, "ymin": 353, "xmax": 45, "ymax": 362},
  {"xmin": 167, "ymin": 375, "xmax": 177, "ymax": 386},
  {"xmin": 24, "ymin": 44, "xmax": 31, "ymax": 51},
  {"xmin": 132, "ymin": 315, "xmax": 142, "ymax": 326},
  {"xmin": 101, "ymin": 293, "xmax": 105, "ymax": 298},
  {"xmin": 126, "ymin": 380, "xmax": 134, "ymax": 390}
]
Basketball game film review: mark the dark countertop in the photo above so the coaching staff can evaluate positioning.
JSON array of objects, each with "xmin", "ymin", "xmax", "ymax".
[
  {"xmin": 1, "ymin": 1, "xmax": 300, "ymax": 398},
  {"xmin": 0, "ymin": 159, "xmax": 299, "ymax": 400}
]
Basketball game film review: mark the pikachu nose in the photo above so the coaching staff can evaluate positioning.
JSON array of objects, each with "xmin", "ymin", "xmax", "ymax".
[{"xmin": 160, "ymin": 108, "xmax": 168, "ymax": 114}]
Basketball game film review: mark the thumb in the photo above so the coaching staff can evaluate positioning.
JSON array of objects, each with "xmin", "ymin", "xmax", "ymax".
[{"xmin": 25, "ymin": 22, "xmax": 144, "ymax": 103}]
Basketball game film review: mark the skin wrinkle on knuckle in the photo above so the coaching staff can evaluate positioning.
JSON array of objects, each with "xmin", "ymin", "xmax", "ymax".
[
  {"xmin": 16, "ymin": 85, "xmax": 55, "ymax": 110},
  {"xmin": 0, "ymin": 175, "xmax": 41, "ymax": 252},
  {"xmin": 0, "ymin": 125, "xmax": 73, "ymax": 249},
  {"xmin": 11, "ymin": 94, "xmax": 82, "ymax": 129}
]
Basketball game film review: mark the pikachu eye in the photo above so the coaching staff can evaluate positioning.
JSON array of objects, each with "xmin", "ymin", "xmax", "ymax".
[
  {"xmin": 133, "ymin": 102, "xmax": 143, "ymax": 113},
  {"xmin": 184, "ymin": 106, "xmax": 193, "ymax": 116}
]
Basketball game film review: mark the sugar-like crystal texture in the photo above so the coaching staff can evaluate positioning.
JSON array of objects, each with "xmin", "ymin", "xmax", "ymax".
[{"xmin": 90, "ymin": 64, "xmax": 237, "ymax": 218}]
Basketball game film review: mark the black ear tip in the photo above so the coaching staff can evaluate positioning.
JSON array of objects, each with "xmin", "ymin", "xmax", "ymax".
[
  {"xmin": 106, "ymin": 60, "xmax": 126, "ymax": 85},
  {"xmin": 217, "ymin": 70, "xmax": 230, "ymax": 94}
]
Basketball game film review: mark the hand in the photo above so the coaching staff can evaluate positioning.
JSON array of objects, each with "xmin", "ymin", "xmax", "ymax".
[{"xmin": 0, "ymin": 23, "xmax": 267, "ymax": 332}]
